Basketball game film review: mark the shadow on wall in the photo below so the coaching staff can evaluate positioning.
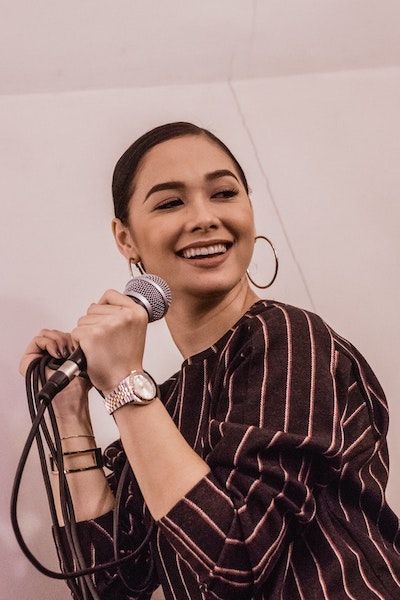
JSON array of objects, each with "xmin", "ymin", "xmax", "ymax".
[
  {"xmin": 3, "ymin": 295, "xmax": 166, "ymax": 599},
  {"xmin": 2, "ymin": 296, "xmax": 69, "ymax": 599}
]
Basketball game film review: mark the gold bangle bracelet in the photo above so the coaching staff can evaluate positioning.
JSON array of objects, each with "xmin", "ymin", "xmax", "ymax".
[
  {"xmin": 60, "ymin": 434, "xmax": 95, "ymax": 441},
  {"xmin": 49, "ymin": 447, "xmax": 103, "ymax": 474}
]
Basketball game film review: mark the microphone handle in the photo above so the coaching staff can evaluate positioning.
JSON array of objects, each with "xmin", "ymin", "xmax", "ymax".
[
  {"xmin": 38, "ymin": 293, "xmax": 152, "ymax": 405},
  {"xmin": 38, "ymin": 348, "xmax": 86, "ymax": 406}
]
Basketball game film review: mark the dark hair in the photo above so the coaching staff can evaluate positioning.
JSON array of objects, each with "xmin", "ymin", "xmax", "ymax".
[{"xmin": 112, "ymin": 121, "xmax": 250, "ymax": 223}]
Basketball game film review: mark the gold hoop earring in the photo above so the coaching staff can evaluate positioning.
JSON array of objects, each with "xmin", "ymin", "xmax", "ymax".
[
  {"xmin": 129, "ymin": 258, "xmax": 146, "ymax": 277},
  {"xmin": 247, "ymin": 235, "xmax": 279, "ymax": 289}
]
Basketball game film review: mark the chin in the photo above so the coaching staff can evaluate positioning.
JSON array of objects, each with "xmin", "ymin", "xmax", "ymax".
[{"xmin": 182, "ymin": 275, "xmax": 246, "ymax": 301}]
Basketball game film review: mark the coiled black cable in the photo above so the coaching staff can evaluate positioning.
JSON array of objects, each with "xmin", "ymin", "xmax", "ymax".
[{"xmin": 11, "ymin": 353, "xmax": 155, "ymax": 599}]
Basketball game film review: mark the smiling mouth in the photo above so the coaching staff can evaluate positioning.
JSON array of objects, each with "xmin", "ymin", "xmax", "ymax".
[{"xmin": 177, "ymin": 242, "xmax": 233, "ymax": 259}]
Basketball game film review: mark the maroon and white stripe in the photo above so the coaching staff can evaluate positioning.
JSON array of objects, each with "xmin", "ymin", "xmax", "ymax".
[{"xmin": 58, "ymin": 299, "xmax": 400, "ymax": 599}]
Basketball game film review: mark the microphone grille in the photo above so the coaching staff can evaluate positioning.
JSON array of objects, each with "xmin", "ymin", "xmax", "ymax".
[{"xmin": 124, "ymin": 274, "xmax": 172, "ymax": 322}]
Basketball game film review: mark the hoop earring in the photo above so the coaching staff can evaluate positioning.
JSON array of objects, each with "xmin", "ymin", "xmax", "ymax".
[
  {"xmin": 129, "ymin": 258, "xmax": 146, "ymax": 277},
  {"xmin": 247, "ymin": 235, "xmax": 279, "ymax": 289}
]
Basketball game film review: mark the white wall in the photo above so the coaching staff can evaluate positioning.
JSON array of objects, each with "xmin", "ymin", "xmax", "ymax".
[{"xmin": 1, "ymin": 67, "xmax": 399, "ymax": 598}]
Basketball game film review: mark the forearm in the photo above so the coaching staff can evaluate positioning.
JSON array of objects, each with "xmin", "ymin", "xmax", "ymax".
[
  {"xmin": 114, "ymin": 398, "xmax": 210, "ymax": 521},
  {"xmin": 50, "ymin": 415, "xmax": 115, "ymax": 525}
]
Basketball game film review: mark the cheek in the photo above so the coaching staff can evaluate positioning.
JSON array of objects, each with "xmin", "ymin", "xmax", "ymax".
[
  {"xmin": 233, "ymin": 206, "xmax": 256, "ymax": 238},
  {"xmin": 135, "ymin": 223, "xmax": 178, "ymax": 270}
]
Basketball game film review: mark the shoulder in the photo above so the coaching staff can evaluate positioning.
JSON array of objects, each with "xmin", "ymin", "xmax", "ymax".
[
  {"xmin": 229, "ymin": 299, "xmax": 340, "ymax": 359},
  {"xmin": 226, "ymin": 298, "xmax": 381, "ymax": 392},
  {"xmin": 240, "ymin": 299, "xmax": 386, "ymax": 404}
]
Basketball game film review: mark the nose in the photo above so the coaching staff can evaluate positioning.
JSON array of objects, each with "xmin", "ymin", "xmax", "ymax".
[{"xmin": 185, "ymin": 198, "xmax": 220, "ymax": 233}]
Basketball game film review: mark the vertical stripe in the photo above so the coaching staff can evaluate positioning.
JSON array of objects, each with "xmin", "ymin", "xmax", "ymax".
[
  {"xmin": 303, "ymin": 539, "xmax": 330, "ymax": 600},
  {"xmin": 274, "ymin": 306, "xmax": 292, "ymax": 432},
  {"xmin": 280, "ymin": 543, "xmax": 294, "ymax": 600},
  {"xmin": 176, "ymin": 554, "xmax": 191, "ymax": 599},
  {"xmin": 315, "ymin": 516, "xmax": 359, "ymax": 600},
  {"xmin": 290, "ymin": 560, "xmax": 307, "ymax": 600},
  {"xmin": 344, "ymin": 540, "xmax": 386, "ymax": 600},
  {"xmin": 81, "ymin": 300, "xmax": 400, "ymax": 599},
  {"xmin": 193, "ymin": 360, "xmax": 207, "ymax": 450},
  {"xmin": 255, "ymin": 314, "xmax": 268, "ymax": 428},
  {"xmin": 300, "ymin": 310, "xmax": 316, "ymax": 441},
  {"xmin": 157, "ymin": 527, "xmax": 177, "ymax": 600},
  {"xmin": 282, "ymin": 307, "xmax": 293, "ymax": 432},
  {"xmin": 326, "ymin": 328, "xmax": 339, "ymax": 456},
  {"xmin": 177, "ymin": 367, "xmax": 186, "ymax": 429}
]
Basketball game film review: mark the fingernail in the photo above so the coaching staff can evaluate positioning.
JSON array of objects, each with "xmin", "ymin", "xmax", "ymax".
[
  {"xmin": 56, "ymin": 350, "xmax": 63, "ymax": 358},
  {"xmin": 63, "ymin": 347, "xmax": 69, "ymax": 357}
]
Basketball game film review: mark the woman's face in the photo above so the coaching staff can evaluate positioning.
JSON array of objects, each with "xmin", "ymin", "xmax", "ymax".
[{"xmin": 115, "ymin": 135, "xmax": 256, "ymax": 301}]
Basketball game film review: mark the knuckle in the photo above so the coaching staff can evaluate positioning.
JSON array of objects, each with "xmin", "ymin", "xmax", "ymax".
[
  {"xmin": 129, "ymin": 309, "xmax": 143, "ymax": 326},
  {"xmin": 124, "ymin": 309, "xmax": 135, "ymax": 323},
  {"xmin": 138, "ymin": 308, "xmax": 148, "ymax": 323},
  {"xmin": 91, "ymin": 325, "xmax": 102, "ymax": 339},
  {"xmin": 104, "ymin": 289, "xmax": 115, "ymax": 299}
]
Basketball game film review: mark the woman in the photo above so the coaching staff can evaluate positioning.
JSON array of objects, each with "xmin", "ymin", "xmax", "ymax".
[{"xmin": 20, "ymin": 122, "xmax": 400, "ymax": 599}]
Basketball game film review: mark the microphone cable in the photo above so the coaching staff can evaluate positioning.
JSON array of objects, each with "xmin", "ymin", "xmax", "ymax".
[{"xmin": 11, "ymin": 353, "xmax": 156, "ymax": 600}]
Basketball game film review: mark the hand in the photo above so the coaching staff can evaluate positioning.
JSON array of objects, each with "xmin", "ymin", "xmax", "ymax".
[
  {"xmin": 19, "ymin": 329, "xmax": 92, "ymax": 421},
  {"xmin": 71, "ymin": 289, "xmax": 148, "ymax": 394}
]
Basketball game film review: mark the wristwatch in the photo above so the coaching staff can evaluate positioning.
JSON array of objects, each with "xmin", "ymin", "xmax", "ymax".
[{"xmin": 104, "ymin": 369, "xmax": 158, "ymax": 415}]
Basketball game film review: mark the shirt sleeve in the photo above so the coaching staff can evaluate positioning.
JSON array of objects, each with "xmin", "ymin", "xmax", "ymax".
[
  {"xmin": 157, "ymin": 304, "xmax": 351, "ymax": 599},
  {"xmin": 54, "ymin": 439, "xmax": 159, "ymax": 600}
]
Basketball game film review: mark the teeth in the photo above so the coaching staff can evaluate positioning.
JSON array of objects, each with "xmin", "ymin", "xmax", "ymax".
[{"xmin": 182, "ymin": 243, "xmax": 228, "ymax": 259}]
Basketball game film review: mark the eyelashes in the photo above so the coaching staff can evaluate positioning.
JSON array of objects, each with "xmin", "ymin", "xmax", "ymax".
[
  {"xmin": 156, "ymin": 198, "xmax": 183, "ymax": 210},
  {"xmin": 213, "ymin": 189, "xmax": 239, "ymax": 199},
  {"xmin": 155, "ymin": 188, "xmax": 239, "ymax": 211}
]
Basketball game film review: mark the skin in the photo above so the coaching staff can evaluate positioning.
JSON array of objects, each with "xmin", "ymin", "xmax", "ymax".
[{"xmin": 19, "ymin": 134, "xmax": 261, "ymax": 522}]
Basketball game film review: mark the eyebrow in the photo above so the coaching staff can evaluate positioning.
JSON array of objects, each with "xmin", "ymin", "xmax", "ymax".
[{"xmin": 144, "ymin": 169, "xmax": 240, "ymax": 201}]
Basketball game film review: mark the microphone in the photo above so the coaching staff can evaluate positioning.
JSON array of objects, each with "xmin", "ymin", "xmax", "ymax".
[{"xmin": 38, "ymin": 274, "xmax": 172, "ymax": 405}]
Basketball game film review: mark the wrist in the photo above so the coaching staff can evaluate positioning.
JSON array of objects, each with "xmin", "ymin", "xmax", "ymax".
[{"xmin": 55, "ymin": 414, "xmax": 93, "ymax": 438}]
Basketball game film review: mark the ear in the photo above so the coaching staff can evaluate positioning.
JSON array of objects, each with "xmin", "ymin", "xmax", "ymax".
[{"xmin": 112, "ymin": 218, "xmax": 140, "ymax": 261}]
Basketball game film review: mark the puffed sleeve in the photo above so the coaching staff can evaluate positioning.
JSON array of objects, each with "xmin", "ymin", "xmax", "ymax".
[
  {"xmin": 157, "ymin": 304, "xmax": 349, "ymax": 599},
  {"xmin": 54, "ymin": 439, "xmax": 159, "ymax": 600}
]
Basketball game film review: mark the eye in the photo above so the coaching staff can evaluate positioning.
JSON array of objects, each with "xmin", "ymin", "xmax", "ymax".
[
  {"xmin": 212, "ymin": 188, "xmax": 239, "ymax": 199},
  {"xmin": 155, "ymin": 198, "xmax": 184, "ymax": 210}
]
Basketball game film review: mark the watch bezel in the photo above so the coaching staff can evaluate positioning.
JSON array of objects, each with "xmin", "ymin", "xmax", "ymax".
[
  {"xmin": 104, "ymin": 369, "xmax": 158, "ymax": 415},
  {"xmin": 129, "ymin": 370, "xmax": 157, "ymax": 401}
]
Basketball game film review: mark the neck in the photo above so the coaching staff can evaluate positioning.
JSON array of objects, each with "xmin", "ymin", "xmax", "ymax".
[{"xmin": 165, "ymin": 281, "xmax": 261, "ymax": 360}]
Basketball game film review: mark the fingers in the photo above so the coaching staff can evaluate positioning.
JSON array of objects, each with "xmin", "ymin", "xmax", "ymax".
[
  {"xmin": 97, "ymin": 289, "xmax": 133, "ymax": 308},
  {"xmin": 30, "ymin": 335, "xmax": 64, "ymax": 359},
  {"xmin": 84, "ymin": 300, "xmax": 148, "ymax": 325},
  {"xmin": 78, "ymin": 305, "xmax": 126, "ymax": 327},
  {"xmin": 40, "ymin": 329, "xmax": 75, "ymax": 356},
  {"xmin": 25, "ymin": 330, "xmax": 74, "ymax": 357},
  {"xmin": 86, "ymin": 303, "xmax": 123, "ymax": 315},
  {"xmin": 75, "ymin": 306, "xmax": 147, "ymax": 337},
  {"xmin": 19, "ymin": 329, "xmax": 75, "ymax": 376}
]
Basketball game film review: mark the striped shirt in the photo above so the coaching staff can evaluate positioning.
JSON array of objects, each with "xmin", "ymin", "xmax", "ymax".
[{"xmin": 60, "ymin": 299, "xmax": 400, "ymax": 599}]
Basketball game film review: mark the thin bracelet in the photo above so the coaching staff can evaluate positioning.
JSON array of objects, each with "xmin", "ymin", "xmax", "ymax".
[{"xmin": 60, "ymin": 434, "xmax": 95, "ymax": 441}]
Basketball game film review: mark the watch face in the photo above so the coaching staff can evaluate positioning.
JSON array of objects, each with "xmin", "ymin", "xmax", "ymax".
[{"xmin": 130, "ymin": 371, "xmax": 156, "ymax": 400}]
